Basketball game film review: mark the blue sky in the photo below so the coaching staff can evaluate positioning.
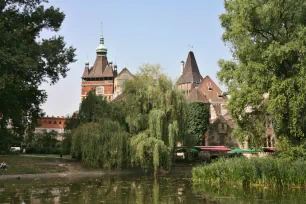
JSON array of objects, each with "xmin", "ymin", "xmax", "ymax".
[{"xmin": 41, "ymin": 0, "xmax": 232, "ymax": 116}]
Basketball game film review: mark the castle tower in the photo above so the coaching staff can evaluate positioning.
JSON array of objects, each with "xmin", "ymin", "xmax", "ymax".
[
  {"xmin": 81, "ymin": 28, "xmax": 115, "ymax": 101},
  {"xmin": 177, "ymin": 51, "xmax": 203, "ymax": 97}
]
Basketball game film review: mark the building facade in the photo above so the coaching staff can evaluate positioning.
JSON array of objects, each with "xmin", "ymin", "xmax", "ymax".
[
  {"xmin": 81, "ymin": 31, "xmax": 133, "ymax": 101},
  {"xmin": 178, "ymin": 51, "xmax": 276, "ymax": 148},
  {"xmin": 34, "ymin": 116, "xmax": 69, "ymax": 140},
  {"xmin": 177, "ymin": 51, "xmax": 238, "ymax": 147}
]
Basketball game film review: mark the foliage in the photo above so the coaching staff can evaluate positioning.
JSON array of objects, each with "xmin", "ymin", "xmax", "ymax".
[
  {"xmin": 70, "ymin": 93, "xmax": 129, "ymax": 169},
  {"xmin": 24, "ymin": 130, "xmax": 60, "ymax": 154},
  {"xmin": 275, "ymin": 137, "xmax": 306, "ymax": 160},
  {"xmin": 0, "ymin": 129, "xmax": 21, "ymax": 153},
  {"xmin": 71, "ymin": 121, "xmax": 130, "ymax": 169},
  {"xmin": 193, "ymin": 157, "xmax": 306, "ymax": 187},
  {"xmin": 217, "ymin": 0, "xmax": 306, "ymax": 145},
  {"xmin": 123, "ymin": 64, "xmax": 187, "ymax": 172},
  {"xmin": 186, "ymin": 102, "xmax": 210, "ymax": 146},
  {"xmin": 0, "ymin": 0, "xmax": 76, "ymax": 139},
  {"xmin": 78, "ymin": 91, "xmax": 126, "ymax": 125}
]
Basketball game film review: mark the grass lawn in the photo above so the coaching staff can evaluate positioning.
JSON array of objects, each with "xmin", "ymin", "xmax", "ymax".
[
  {"xmin": 0, "ymin": 155, "xmax": 69, "ymax": 175},
  {"xmin": 22, "ymin": 154, "xmax": 72, "ymax": 159}
]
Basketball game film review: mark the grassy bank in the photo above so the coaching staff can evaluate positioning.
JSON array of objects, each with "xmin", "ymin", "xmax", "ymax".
[
  {"xmin": 192, "ymin": 157, "xmax": 306, "ymax": 187},
  {"xmin": 0, "ymin": 155, "xmax": 76, "ymax": 175}
]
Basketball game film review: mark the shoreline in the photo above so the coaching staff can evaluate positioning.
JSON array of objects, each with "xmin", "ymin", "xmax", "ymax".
[{"xmin": 0, "ymin": 166, "xmax": 192, "ymax": 180}]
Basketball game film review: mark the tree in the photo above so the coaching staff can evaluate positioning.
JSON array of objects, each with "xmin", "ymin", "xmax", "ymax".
[
  {"xmin": 70, "ymin": 94, "xmax": 129, "ymax": 169},
  {"xmin": 217, "ymin": 0, "xmax": 306, "ymax": 146},
  {"xmin": 24, "ymin": 130, "xmax": 60, "ymax": 153},
  {"xmin": 186, "ymin": 102, "xmax": 210, "ymax": 146},
  {"xmin": 124, "ymin": 64, "xmax": 187, "ymax": 173},
  {"xmin": 0, "ymin": 0, "xmax": 76, "ymax": 138}
]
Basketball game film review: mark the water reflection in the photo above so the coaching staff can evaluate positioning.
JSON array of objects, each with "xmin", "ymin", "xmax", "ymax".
[
  {"xmin": 1, "ymin": 175, "xmax": 306, "ymax": 203},
  {"xmin": 0, "ymin": 175, "xmax": 202, "ymax": 204},
  {"xmin": 193, "ymin": 184, "xmax": 306, "ymax": 204}
]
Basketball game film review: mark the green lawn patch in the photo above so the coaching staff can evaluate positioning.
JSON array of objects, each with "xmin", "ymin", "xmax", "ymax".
[{"xmin": 0, "ymin": 155, "xmax": 68, "ymax": 175}]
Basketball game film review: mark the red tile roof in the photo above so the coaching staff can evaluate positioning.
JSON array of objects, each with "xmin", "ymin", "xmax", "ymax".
[
  {"xmin": 187, "ymin": 87, "xmax": 209, "ymax": 103},
  {"xmin": 82, "ymin": 55, "xmax": 114, "ymax": 78}
]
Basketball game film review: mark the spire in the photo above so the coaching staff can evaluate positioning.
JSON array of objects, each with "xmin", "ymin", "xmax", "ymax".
[
  {"xmin": 176, "ymin": 51, "xmax": 203, "ymax": 85},
  {"xmin": 96, "ymin": 23, "xmax": 107, "ymax": 55}
]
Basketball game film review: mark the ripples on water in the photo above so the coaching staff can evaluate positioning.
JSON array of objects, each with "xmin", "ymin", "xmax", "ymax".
[{"xmin": 0, "ymin": 174, "xmax": 306, "ymax": 204}]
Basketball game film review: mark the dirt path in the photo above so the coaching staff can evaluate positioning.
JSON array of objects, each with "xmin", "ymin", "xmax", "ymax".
[{"xmin": 0, "ymin": 169, "xmax": 146, "ymax": 180}]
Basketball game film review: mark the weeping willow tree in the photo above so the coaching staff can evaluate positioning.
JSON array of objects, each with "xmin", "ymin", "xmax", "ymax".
[
  {"xmin": 71, "ymin": 120, "xmax": 130, "ymax": 169},
  {"xmin": 124, "ymin": 64, "xmax": 187, "ymax": 173},
  {"xmin": 70, "ymin": 91, "xmax": 129, "ymax": 169}
]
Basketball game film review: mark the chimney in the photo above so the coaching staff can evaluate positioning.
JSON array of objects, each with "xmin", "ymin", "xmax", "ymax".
[{"xmin": 180, "ymin": 61, "xmax": 185, "ymax": 75}]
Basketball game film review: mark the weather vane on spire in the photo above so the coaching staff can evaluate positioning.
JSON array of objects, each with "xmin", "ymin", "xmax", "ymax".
[
  {"xmin": 188, "ymin": 45, "xmax": 194, "ymax": 51},
  {"xmin": 101, "ymin": 22, "xmax": 103, "ymax": 35}
]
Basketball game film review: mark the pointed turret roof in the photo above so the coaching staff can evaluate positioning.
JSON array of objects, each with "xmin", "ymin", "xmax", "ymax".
[
  {"xmin": 177, "ymin": 51, "xmax": 203, "ymax": 84},
  {"xmin": 82, "ymin": 66, "xmax": 89, "ymax": 78},
  {"xmin": 103, "ymin": 65, "xmax": 114, "ymax": 77}
]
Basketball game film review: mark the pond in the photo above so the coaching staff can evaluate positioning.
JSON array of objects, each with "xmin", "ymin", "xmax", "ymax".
[{"xmin": 0, "ymin": 174, "xmax": 306, "ymax": 204}]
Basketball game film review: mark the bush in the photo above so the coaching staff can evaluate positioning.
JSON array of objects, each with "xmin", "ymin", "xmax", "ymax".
[{"xmin": 192, "ymin": 157, "xmax": 306, "ymax": 187}]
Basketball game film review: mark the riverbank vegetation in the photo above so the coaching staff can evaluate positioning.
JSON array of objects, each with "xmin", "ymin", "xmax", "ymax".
[{"xmin": 192, "ymin": 157, "xmax": 306, "ymax": 187}]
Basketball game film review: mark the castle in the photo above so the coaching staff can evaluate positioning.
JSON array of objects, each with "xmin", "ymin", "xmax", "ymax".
[{"xmin": 35, "ymin": 30, "xmax": 274, "ymax": 149}]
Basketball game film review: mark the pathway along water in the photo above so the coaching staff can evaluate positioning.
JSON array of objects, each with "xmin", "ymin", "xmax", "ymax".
[{"xmin": 1, "ymin": 174, "xmax": 306, "ymax": 203}]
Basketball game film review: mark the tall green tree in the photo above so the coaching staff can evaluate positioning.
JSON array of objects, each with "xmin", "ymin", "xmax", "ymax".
[
  {"xmin": 0, "ymin": 0, "xmax": 76, "ymax": 139},
  {"xmin": 217, "ymin": 0, "xmax": 306, "ymax": 146},
  {"xmin": 124, "ymin": 64, "xmax": 187, "ymax": 172}
]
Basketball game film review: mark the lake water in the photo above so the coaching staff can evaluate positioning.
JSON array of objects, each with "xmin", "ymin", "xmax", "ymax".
[{"xmin": 0, "ymin": 174, "xmax": 306, "ymax": 204}]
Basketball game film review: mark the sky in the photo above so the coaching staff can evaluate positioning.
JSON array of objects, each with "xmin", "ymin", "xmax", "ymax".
[{"xmin": 40, "ymin": 0, "xmax": 232, "ymax": 117}]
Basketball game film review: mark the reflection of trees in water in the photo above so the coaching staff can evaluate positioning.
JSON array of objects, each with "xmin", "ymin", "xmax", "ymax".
[
  {"xmin": 193, "ymin": 184, "xmax": 306, "ymax": 204},
  {"xmin": 0, "ymin": 176, "xmax": 202, "ymax": 204}
]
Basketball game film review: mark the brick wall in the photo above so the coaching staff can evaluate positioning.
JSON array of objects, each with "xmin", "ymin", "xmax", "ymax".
[
  {"xmin": 81, "ymin": 80, "xmax": 114, "ymax": 97},
  {"xmin": 37, "ymin": 117, "xmax": 68, "ymax": 129}
]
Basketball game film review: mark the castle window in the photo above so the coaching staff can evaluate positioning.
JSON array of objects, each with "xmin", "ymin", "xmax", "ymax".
[
  {"xmin": 223, "ymin": 124, "xmax": 227, "ymax": 131},
  {"xmin": 207, "ymin": 83, "xmax": 212, "ymax": 91},
  {"xmin": 54, "ymin": 121, "xmax": 57, "ymax": 124},
  {"xmin": 59, "ymin": 121, "xmax": 62, "ymax": 125},
  {"xmin": 218, "ymin": 123, "xmax": 227, "ymax": 133},
  {"xmin": 49, "ymin": 121, "xmax": 51, "ymax": 124},
  {"xmin": 44, "ymin": 121, "xmax": 47, "ymax": 124}
]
